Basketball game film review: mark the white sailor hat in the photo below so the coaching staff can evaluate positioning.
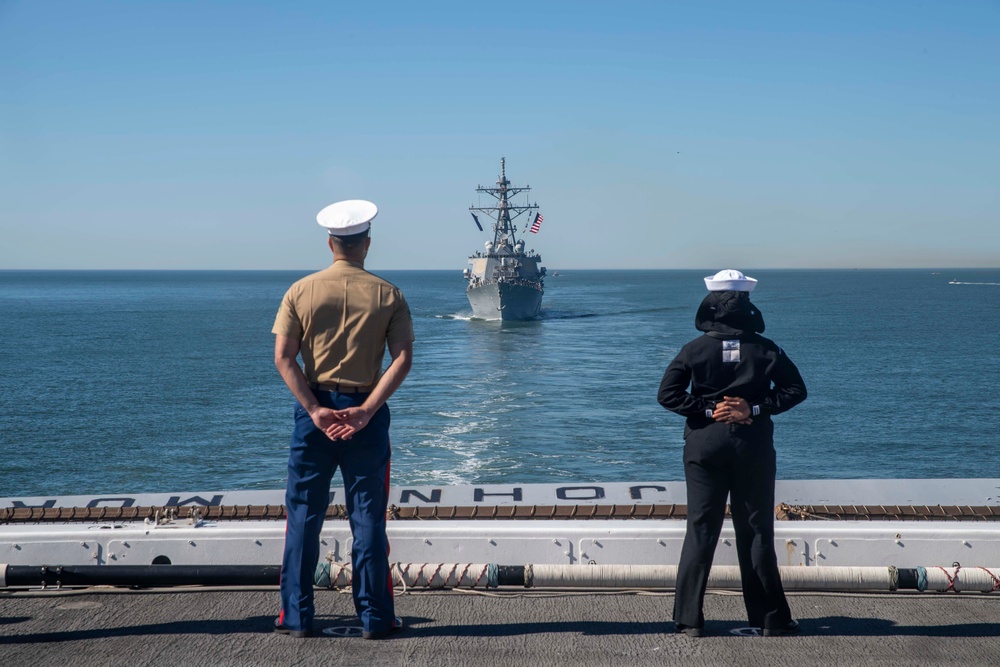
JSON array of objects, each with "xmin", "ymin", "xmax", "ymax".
[
  {"xmin": 704, "ymin": 269, "xmax": 757, "ymax": 292},
  {"xmin": 316, "ymin": 199, "xmax": 377, "ymax": 236}
]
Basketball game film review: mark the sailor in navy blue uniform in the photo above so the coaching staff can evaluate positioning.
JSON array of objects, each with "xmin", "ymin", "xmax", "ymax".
[{"xmin": 658, "ymin": 270, "xmax": 806, "ymax": 637}]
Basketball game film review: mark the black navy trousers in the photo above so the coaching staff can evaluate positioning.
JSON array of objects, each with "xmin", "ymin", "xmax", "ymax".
[{"xmin": 673, "ymin": 418, "xmax": 792, "ymax": 631}]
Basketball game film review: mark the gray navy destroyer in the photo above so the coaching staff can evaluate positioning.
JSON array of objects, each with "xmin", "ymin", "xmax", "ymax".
[{"xmin": 464, "ymin": 158, "xmax": 546, "ymax": 320}]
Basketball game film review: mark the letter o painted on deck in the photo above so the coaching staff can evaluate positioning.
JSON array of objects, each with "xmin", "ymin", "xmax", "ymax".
[{"xmin": 555, "ymin": 486, "xmax": 606, "ymax": 501}]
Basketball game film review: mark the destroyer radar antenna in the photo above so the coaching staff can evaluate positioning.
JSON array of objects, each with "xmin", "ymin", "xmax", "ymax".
[{"xmin": 470, "ymin": 158, "xmax": 538, "ymax": 249}]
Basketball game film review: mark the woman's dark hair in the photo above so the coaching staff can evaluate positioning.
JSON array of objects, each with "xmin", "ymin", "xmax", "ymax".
[{"xmin": 695, "ymin": 290, "xmax": 765, "ymax": 335}]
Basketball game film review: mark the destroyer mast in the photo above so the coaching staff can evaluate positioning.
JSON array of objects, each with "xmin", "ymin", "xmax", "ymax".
[{"xmin": 464, "ymin": 158, "xmax": 546, "ymax": 320}]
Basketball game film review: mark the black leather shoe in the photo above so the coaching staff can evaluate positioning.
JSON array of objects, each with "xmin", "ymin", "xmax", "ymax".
[
  {"xmin": 674, "ymin": 623, "xmax": 705, "ymax": 638},
  {"xmin": 763, "ymin": 620, "xmax": 800, "ymax": 637},
  {"xmin": 362, "ymin": 616, "xmax": 404, "ymax": 640},
  {"xmin": 273, "ymin": 619, "xmax": 312, "ymax": 638}
]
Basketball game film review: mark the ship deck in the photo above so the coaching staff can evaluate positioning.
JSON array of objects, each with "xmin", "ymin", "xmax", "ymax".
[{"xmin": 2, "ymin": 586, "xmax": 998, "ymax": 666}]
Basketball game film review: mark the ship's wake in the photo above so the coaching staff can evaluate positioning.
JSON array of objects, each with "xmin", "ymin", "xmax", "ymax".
[
  {"xmin": 542, "ymin": 305, "xmax": 686, "ymax": 320},
  {"xmin": 437, "ymin": 313, "xmax": 477, "ymax": 321},
  {"xmin": 436, "ymin": 305, "xmax": 685, "ymax": 322}
]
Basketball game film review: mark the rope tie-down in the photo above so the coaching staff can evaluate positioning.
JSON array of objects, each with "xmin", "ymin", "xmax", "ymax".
[{"xmin": 935, "ymin": 563, "xmax": 962, "ymax": 593}]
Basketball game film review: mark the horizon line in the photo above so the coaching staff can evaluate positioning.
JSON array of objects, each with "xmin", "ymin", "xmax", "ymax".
[{"xmin": 2, "ymin": 266, "xmax": 998, "ymax": 272}]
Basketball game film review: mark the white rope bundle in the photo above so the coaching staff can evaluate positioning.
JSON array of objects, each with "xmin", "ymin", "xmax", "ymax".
[
  {"xmin": 922, "ymin": 565, "xmax": 1000, "ymax": 593},
  {"xmin": 530, "ymin": 564, "xmax": 681, "ymax": 589},
  {"xmin": 527, "ymin": 564, "xmax": 1000, "ymax": 592},
  {"xmin": 770, "ymin": 566, "xmax": 892, "ymax": 591}
]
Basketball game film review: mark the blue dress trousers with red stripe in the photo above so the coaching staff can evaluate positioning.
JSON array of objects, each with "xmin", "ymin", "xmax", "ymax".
[{"xmin": 279, "ymin": 389, "xmax": 395, "ymax": 634}]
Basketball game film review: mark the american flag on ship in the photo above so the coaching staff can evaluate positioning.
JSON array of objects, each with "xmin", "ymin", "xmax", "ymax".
[{"xmin": 529, "ymin": 213, "xmax": 543, "ymax": 233}]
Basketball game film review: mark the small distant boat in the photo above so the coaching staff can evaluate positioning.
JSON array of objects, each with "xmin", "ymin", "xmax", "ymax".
[{"xmin": 949, "ymin": 279, "xmax": 959, "ymax": 284}]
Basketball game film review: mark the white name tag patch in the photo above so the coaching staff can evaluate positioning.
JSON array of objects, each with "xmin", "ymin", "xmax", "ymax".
[{"xmin": 722, "ymin": 340, "xmax": 740, "ymax": 363}]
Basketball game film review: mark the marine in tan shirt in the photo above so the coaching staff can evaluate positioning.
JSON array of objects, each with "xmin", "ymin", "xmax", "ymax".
[
  {"xmin": 272, "ymin": 199, "xmax": 412, "ymax": 640},
  {"xmin": 272, "ymin": 260, "xmax": 414, "ymax": 390}
]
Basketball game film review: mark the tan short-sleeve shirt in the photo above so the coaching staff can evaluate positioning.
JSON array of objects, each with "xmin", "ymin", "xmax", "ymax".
[{"xmin": 272, "ymin": 261, "xmax": 414, "ymax": 387}]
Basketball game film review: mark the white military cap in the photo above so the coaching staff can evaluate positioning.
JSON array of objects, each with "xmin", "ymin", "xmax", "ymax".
[
  {"xmin": 316, "ymin": 199, "xmax": 378, "ymax": 236},
  {"xmin": 704, "ymin": 269, "xmax": 757, "ymax": 292}
]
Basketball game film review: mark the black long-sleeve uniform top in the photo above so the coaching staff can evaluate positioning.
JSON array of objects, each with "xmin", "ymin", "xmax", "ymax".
[{"xmin": 658, "ymin": 291, "xmax": 807, "ymax": 431}]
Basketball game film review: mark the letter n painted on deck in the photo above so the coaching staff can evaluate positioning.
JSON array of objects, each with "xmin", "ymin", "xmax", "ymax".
[
  {"xmin": 166, "ymin": 495, "xmax": 225, "ymax": 507},
  {"xmin": 399, "ymin": 489, "xmax": 442, "ymax": 504}
]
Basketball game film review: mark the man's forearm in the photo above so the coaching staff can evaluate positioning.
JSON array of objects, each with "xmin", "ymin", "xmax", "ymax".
[
  {"xmin": 360, "ymin": 352, "xmax": 412, "ymax": 417},
  {"xmin": 275, "ymin": 357, "xmax": 320, "ymax": 413}
]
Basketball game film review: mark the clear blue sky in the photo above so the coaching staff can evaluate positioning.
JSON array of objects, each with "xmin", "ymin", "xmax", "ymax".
[{"xmin": 1, "ymin": 1, "xmax": 997, "ymax": 270}]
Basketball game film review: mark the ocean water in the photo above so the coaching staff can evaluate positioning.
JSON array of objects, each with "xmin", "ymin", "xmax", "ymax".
[{"xmin": 1, "ymin": 269, "xmax": 998, "ymax": 497}]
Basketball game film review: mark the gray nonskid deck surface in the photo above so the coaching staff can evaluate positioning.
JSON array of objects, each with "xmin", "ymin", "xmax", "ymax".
[{"xmin": 1, "ymin": 588, "xmax": 999, "ymax": 667}]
